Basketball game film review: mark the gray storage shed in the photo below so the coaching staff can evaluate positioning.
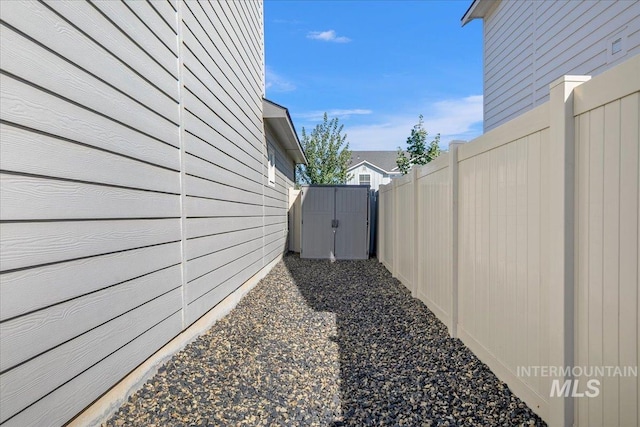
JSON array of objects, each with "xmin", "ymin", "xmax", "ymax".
[{"xmin": 301, "ymin": 185, "xmax": 370, "ymax": 260}]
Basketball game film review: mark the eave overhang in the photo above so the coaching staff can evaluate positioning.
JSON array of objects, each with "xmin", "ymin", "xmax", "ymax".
[
  {"xmin": 263, "ymin": 98, "xmax": 307, "ymax": 165},
  {"xmin": 347, "ymin": 160, "xmax": 402, "ymax": 176},
  {"xmin": 461, "ymin": 0, "xmax": 499, "ymax": 26}
]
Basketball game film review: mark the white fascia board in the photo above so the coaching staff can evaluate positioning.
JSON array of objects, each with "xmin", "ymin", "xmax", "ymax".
[
  {"xmin": 347, "ymin": 160, "xmax": 391, "ymax": 175},
  {"xmin": 461, "ymin": 0, "xmax": 500, "ymax": 26},
  {"xmin": 263, "ymin": 98, "xmax": 307, "ymax": 165}
]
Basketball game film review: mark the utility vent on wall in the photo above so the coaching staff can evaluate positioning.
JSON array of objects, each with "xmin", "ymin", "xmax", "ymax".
[
  {"xmin": 607, "ymin": 28, "xmax": 627, "ymax": 63},
  {"xmin": 612, "ymin": 37, "xmax": 622, "ymax": 54}
]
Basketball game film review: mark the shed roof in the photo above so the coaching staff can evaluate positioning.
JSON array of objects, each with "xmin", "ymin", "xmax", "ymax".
[{"xmin": 263, "ymin": 98, "xmax": 307, "ymax": 164}]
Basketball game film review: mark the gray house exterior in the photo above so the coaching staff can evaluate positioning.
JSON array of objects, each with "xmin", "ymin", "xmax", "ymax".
[
  {"xmin": 463, "ymin": 0, "xmax": 640, "ymax": 131},
  {"xmin": 0, "ymin": 1, "xmax": 305, "ymax": 425}
]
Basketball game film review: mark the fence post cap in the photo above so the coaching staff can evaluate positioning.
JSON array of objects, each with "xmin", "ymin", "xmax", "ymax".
[{"xmin": 549, "ymin": 75, "xmax": 591, "ymax": 90}]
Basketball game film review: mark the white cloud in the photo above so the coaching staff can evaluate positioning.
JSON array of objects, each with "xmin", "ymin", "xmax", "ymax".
[
  {"xmin": 265, "ymin": 67, "xmax": 296, "ymax": 93},
  {"xmin": 307, "ymin": 30, "xmax": 351, "ymax": 43},
  {"xmin": 343, "ymin": 95, "xmax": 483, "ymax": 151},
  {"xmin": 296, "ymin": 109, "xmax": 372, "ymax": 121},
  {"xmin": 273, "ymin": 19, "xmax": 304, "ymax": 25}
]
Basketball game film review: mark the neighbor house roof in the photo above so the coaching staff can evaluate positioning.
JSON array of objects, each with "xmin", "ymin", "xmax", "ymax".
[
  {"xmin": 348, "ymin": 151, "xmax": 401, "ymax": 174},
  {"xmin": 461, "ymin": 0, "xmax": 500, "ymax": 26},
  {"xmin": 263, "ymin": 98, "xmax": 307, "ymax": 164}
]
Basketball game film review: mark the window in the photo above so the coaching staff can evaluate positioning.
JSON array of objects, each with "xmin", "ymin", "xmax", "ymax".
[
  {"xmin": 359, "ymin": 174, "xmax": 371, "ymax": 186},
  {"xmin": 268, "ymin": 146, "xmax": 276, "ymax": 187}
]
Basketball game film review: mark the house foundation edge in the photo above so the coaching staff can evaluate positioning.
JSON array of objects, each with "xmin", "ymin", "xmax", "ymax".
[{"xmin": 68, "ymin": 253, "xmax": 285, "ymax": 427}]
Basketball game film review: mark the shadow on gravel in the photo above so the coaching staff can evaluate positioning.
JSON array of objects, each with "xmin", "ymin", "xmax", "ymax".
[{"xmin": 283, "ymin": 253, "xmax": 546, "ymax": 427}]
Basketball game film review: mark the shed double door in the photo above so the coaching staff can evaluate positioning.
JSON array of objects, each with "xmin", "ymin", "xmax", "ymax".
[{"xmin": 301, "ymin": 186, "xmax": 369, "ymax": 260}]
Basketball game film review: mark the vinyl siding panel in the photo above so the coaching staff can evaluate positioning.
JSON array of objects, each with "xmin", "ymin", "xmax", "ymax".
[
  {"xmin": 181, "ymin": 0, "xmax": 266, "ymax": 325},
  {"xmin": 0, "ymin": 73, "xmax": 180, "ymax": 170},
  {"xmin": 0, "ymin": 1, "xmax": 301, "ymax": 425},
  {"xmin": 0, "ymin": 243, "xmax": 182, "ymax": 321},
  {"xmin": 0, "ymin": 123, "xmax": 180, "ymax": 194},
  {"xmin": 185, "ymin": 254, "xmax": 263, "ymax": 326},
  {"xmin": 264, "ymin": 130, "xmax": 295, "ymax": 265},
  {"xmin": 534, "ymin": 0, "xmax": 640, "ymax": 103},
  {"xmin": 4, "ymin": 303, "xmax": 182, "ymax": 427},
  {"xmin": 483, "ymin": 0, "xmax": 640, "ymax": 131},
  {"xmin": 181, "ymin": 2, "xmax": 261, "ymax": 131}
]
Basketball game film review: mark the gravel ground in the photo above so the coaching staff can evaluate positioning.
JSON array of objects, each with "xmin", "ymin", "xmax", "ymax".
[{"xmin": 105, "ymin": 254, "xmax": 546, "ymax": 427}]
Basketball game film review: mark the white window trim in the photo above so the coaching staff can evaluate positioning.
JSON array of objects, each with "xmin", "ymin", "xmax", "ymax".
[{"xmin": 359, "ymin": 173, "xmax": 371, "ymax": 186}]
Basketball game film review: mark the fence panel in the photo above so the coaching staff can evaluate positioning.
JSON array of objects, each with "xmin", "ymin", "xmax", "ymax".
[
  {"xmin": 395, "ymin": 175, "xmax": 415, "ymax": 290},
  {"xmin": 415, "ymin": 155, "xmax": 452, "ymax": 327},
  {"xmin": 378, "ymin": 183, "xmax": 394, "ymax": 272},
  {"xmin": 573, "ymin": 59, "xmax": 639, "ymax": 427},
  {"xmin": 457, "ymin": 105, "xmax": 552, "ymax": 419},
  {"xmin": 375, "ymin": 54, "xmax": 640, "ymax": 427}
]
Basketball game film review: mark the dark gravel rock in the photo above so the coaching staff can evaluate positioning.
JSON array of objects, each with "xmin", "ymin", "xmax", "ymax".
[{"xmin": 104, "ymin": 254, "xmax": 546, "ymax": 426}]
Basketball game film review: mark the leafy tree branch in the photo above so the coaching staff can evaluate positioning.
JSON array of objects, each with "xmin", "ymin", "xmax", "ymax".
[
  {"xmin": 296, "ymin": 113, "xmax": 352, "ymax": 184},
  {"xmin": 396, "ymin": 114, "xmax": 441, "ymax": 175}
]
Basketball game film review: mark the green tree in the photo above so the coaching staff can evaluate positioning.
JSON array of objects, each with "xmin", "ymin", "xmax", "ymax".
[
  {"xmin": 296, "ymin": 113, "xmax": 352, "ymax": 184},
  {"xmin": 396, "ymin": 114, "xmax": 441, "ymax": 175}
]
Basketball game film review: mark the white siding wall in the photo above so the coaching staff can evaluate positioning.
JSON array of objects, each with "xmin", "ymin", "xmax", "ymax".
[
  {"xmin": 346, "ymin": 164, "xmax": 392, "ymax": 190},
  {"xmin": 0, "ymin": 1, "xmax": 294, "ymax": 425},
  {"xmin": 484, "ymin": 0, "xmax": 640, "ymax": 131}
]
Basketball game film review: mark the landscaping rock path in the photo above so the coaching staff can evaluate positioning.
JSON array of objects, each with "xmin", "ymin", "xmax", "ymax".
[{"xmin": 105, "ymin": 254, "xmax": 546, "ymax": 426}]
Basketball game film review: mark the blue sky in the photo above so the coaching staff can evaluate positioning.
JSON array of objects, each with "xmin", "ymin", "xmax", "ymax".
[{"xmin": 264, "ymin": 0, "xmax": 484, "ymax": 151}]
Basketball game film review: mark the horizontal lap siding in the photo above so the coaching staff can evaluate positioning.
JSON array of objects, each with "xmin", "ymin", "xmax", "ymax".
[
  {"xmin": 264, "ymin": 131, "xmax": 295, "ymax": 266},
  {"xmin": 1, "ymin": 0, "xmax": 277, "ymax": 425},
  {"xmin": 533, "ymin": 1, "xmax": 640, "ymax": 104},
  {"xmin": 182, "ymin": 0, "xmax": 265, "ymax": 326},
  {"xmin": 484, "ymin": 0, "xmax": 534, "ymax": 131},
  {"xmin": 0, "ymin": 1, "xmax": 182, "ymax": 426},
  {"xmin": 484, "ymin": 0, "xmax": 640, "ymax": 131}
]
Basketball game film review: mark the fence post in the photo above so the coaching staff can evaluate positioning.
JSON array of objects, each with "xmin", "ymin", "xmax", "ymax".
[
  {"xmin": 412, "ymin": 167, "xmax": 420, "ymax": 298},
  {"xmin": 377, "ymin": 188, "xmax": 384, "ymax": 263},
  {"xmin": 548, "ymin": 75, "xmax": 590, "ymax": 427},
  {"xmin": 448, "ymin": 142, "xmax": 463, "ymax": 338},
  {"xmin": 392, "ymin": 178, "xmax": 399, "ymax": 278}
]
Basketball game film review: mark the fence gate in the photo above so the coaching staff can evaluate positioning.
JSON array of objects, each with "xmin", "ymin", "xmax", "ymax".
[{"xmin": 301, "ymin": 185, "xmax": 369, "ymax": 260}]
